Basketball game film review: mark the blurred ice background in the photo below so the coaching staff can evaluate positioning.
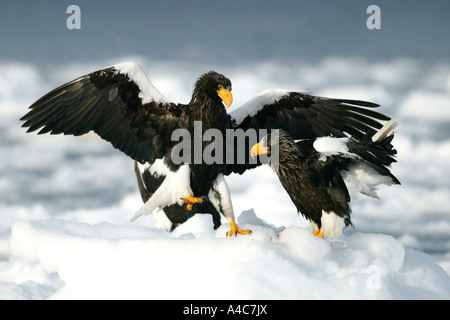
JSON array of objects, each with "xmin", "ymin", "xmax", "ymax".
[{"xmin": 0, "ymin": 0, "xmax": 449, "ymax": 298}]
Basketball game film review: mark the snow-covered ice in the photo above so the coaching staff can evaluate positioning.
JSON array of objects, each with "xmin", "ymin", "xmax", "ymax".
[
  {"xmin": 3, "ymin": 211, "xmax": 450, "ymax": 299},
  {"xmin": 1, "ymin": 57, "xmax": 450, "ymax": 299}
]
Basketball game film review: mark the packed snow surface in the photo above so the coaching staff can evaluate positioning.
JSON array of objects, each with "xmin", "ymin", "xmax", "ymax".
[
  {"xmin": 1, "ymin": 57, "xmax": 450, "ymax": 299},
  {"xmin": 3, "ymin": 211, "xmax": 450, "ymax": 299}
]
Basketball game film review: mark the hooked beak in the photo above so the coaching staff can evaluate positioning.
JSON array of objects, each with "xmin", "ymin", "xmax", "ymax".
[
  {"xmin": 250, "ymin": 143, "xmax": 269, "ymax": 159},
  {"xmin": 217, "ymin": 87, "xmax": 233, "ymax": 108}
]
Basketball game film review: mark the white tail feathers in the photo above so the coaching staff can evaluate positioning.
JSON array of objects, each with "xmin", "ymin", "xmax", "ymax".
[
  {"xmin": 372, "ymin": 118, "xmax": 398, "ymax": 142},
  {"xmin": 130, "ymin": 164, "xmax": 193, "ymax": 222}
]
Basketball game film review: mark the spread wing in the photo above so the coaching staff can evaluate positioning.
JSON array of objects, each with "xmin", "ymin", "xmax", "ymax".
[
  {"xmin": 230, "ymin": 89, "xmax": 389, "ymax": 139},
  {"xmin": 21, "ymin": 62, "xmax": 187, "ymax": 164},
  {"xmin": 224, "ymin": 89, "xmax": 391, "ymax": 175}
]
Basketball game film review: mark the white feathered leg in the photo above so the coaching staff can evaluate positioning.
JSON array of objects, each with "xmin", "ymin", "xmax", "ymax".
[{"xmin": 208, "ymin": 174, "xmax": 251, "ymax": 237}]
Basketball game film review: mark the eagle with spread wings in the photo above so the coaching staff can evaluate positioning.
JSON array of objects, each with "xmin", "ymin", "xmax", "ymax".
[{"xmin": 21, "ymin": 62, "xmax": 391, "ymax": 236}]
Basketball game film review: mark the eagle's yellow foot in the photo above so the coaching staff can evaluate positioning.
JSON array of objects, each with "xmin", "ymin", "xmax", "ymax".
[
  {"xmin": 227, "ymin": 219, "xmax": 252, "ymax": 237},
  {"xmin": 181, "ymin": 195, "xmax": 204, "ymax": 211},
  {"xmin": 313, "ymin": 230, "xmax": 324, "ymax": 238}
]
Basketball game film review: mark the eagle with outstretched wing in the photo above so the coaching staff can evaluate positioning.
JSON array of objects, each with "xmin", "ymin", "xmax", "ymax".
[{"xmin": 21, "ymin": 62, "xmax": 391, "ymax": 236}]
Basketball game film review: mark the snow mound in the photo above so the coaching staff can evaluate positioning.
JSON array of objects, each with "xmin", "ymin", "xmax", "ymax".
[{"xmin": 2, "ymin": 210, "xmax": 449, "ymax": 300}]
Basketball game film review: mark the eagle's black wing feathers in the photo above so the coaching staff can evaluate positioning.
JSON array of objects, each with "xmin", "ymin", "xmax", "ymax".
[
  {"xmin": 233, "ymin": 92, "xmax": 389, "ymax": 139},
  {"xmin": 21, "ymin": 63, "xmax": 184, "ymax": 164},
  {"xmin": 224, "ymin": 90, "xmax": 390, "ymax": 175}
]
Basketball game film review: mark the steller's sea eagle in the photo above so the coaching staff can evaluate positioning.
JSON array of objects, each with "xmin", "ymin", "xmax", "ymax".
[
  {"xmin": 250, "ymin": 119, "xmax": 400, "ymax": 239},
  {"xmin": 132, "ymin": 88, "xmax": 395, "ymax": 233},
  {"xmin": 21, "ymin": 62, "xmax": 250, "ymax": 236},
  {"xmin": 21, "ymin": 62, "xmax": 394, "ymax": 236}
]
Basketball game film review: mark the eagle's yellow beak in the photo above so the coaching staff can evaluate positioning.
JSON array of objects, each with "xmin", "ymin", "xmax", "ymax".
[
  {"xmin": 250, "ymin": 143, "xmax": 269, "ymax": 159},
  {"xmin": 217, "ymin": 87, "xmax": 233, "ymax": 108}
]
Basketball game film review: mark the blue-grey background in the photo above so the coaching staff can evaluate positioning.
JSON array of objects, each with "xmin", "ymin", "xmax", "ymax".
[
  {"xmin": 1, "ymin": 0, "xmax": 449, "ymax": 295},
  {"xmin": 1, "ymin": 0, "xmax": 449, "ymax": 64}
]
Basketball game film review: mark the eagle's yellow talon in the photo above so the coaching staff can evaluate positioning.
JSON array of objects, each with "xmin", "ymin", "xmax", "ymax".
[
  {"xmin": 182, "ymin": 195, "xmax": 204, "ymax": 211},
  {"xmin": 313, "ymin": 230, "xmax": 324, "ymax": 238},
  {"xmin": 226, "ymin": 219, "xmax": 252, "ymax": 237}
]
